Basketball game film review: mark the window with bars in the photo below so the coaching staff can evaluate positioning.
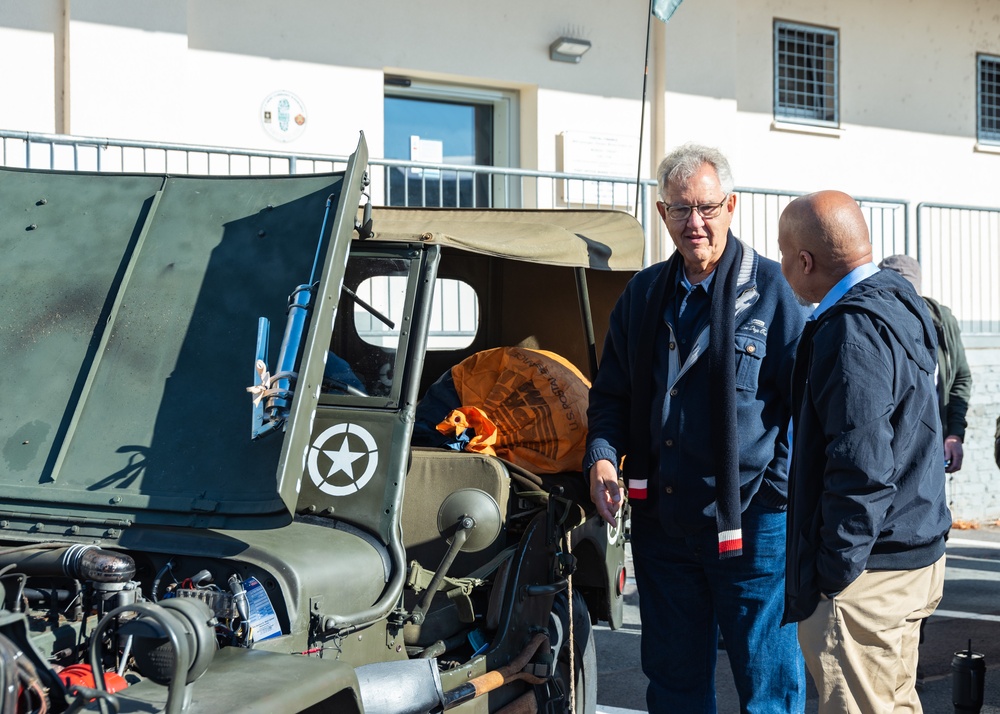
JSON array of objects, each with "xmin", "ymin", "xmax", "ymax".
[
  {"xmin": 979, "ymin": 54, "xmax": 1000, "ymax": 144},
  {"xmin": 774, "ymin": 21, "xmax": 839, "ymax": 126}
]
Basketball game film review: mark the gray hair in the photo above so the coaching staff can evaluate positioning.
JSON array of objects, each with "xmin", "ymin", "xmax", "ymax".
[
  {"xmin": 878, "ymin": 254, "xmax": 923, "ymax": 295},
  {"xmin": 657, "ymin": 143, "xmax": 735, "ymax": 199}
]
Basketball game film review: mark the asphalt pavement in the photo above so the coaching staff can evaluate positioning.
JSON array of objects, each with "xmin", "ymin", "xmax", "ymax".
[{"xmin": 595, "ymin": 526, "xmax": 1000, "ymax": 713}]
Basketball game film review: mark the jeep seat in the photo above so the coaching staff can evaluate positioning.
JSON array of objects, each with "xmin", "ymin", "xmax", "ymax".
[{"xmin": 400, "ymin": 448, "xmax": 511, "ymax": 574}]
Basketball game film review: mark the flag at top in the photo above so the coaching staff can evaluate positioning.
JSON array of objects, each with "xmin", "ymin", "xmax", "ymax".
[{"xmin": 652, "ymin": 0, "xmax": 685, "ymax": 23}]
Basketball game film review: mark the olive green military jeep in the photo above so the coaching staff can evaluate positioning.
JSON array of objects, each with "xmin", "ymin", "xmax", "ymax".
[{"xmin": 0, "ymin": 135, "xmax": 640, "ymax": 713}]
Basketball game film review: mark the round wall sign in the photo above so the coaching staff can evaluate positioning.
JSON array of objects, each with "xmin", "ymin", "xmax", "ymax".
[{"xmin": 261, "ymin": 90, "xmax": 307, "ymax": 143}]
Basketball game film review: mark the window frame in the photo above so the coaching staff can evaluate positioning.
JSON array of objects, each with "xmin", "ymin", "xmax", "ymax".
[
  {"xmin": 322, "ymin": 248, "xmax": 423, "ymax": 409},
  {"xmin": 773, "ymin": 20, "xmax": 840, "ymax": 128},
  {"xmin": 383, "ymin": 80, "xmax": 520, "ymax": 207},
  {"xmin": 978, "ymin": 53, "xmax": 1000, "ymax": 145}
]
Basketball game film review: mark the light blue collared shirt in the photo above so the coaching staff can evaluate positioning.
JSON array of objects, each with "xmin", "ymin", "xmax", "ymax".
[
  {"xmin": 810, "ymin": 262, "xmax": 880, "ymax": 320},
  {"xmin": 677, "ymin": 268, "xmax": 715, "ymax": 317}
]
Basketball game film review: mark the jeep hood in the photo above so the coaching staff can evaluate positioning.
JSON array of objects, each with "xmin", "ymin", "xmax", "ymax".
[{"xmin": 0, "ymin": 141, "xmax": 367, "ymax": 529}]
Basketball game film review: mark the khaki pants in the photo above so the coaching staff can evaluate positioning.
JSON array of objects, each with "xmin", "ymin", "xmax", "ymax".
[{"xmin": 798, "ymin": 556, "xmax": 946, "ymax": 714}]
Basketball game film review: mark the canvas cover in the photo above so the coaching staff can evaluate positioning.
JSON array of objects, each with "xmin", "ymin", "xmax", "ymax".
[{"xmin": 369, "ymin": 207, "xmax": 645, "ymax": 272}]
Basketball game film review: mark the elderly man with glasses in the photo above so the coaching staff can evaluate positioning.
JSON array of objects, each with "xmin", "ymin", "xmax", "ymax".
[{"xmin": 585, "ymin": 143, "xmax": 809, "ymax": 713}]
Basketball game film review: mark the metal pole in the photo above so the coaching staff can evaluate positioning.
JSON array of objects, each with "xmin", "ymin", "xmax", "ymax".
[{"xmin": 634, "ymin": 0, "xmax": 655, "ymax": 220}]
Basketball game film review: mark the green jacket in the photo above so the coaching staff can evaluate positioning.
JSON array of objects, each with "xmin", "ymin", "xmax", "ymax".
[{"xmin": 923, "ymin": 296, "xmax": 971, "ymax": 441}]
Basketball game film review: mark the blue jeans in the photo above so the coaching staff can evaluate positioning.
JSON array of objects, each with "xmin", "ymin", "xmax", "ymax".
[{"xmin": 631, "ymin": 501, "xmax": 805, "ymax": 714}]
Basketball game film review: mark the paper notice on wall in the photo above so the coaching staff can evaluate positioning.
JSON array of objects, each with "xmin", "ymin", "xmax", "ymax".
[
  {"xmin": 244, "ymin": 576, "xmax": 282, "ymax": 641},
  {"xmin": 410, "ymin": 136, "xmax": 443, "ymax": 178},
  {"xmin": 558, "ymin": 132, "xmax": 640, "ymax": 208}
]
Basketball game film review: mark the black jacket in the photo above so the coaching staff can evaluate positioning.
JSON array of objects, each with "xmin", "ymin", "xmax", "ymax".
[{"xmin": 784, "ymin": 269, "xmax": 951, "ymax": 623}]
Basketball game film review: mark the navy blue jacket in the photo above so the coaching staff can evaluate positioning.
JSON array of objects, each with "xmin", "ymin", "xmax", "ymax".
[
  {"xmin": 783, "ymin": 269, "xmax": 952, "ymax": 623},
  {"xmin": 585, "ymin": 239, "xmax": 807, "ymax": 530}
]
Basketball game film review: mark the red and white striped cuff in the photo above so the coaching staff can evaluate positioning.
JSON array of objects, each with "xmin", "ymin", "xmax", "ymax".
[
  {"xmin": 718, "ymin": 529, "xmax": 743, "ymax": 554},
  {"xmin": 627, "ymin": 478, "xmax": 648, "ymax": 500}
]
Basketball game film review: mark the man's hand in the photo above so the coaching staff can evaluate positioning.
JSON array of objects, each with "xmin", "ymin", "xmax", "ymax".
[
  {"xmin": 944, "ymin": 435, "xmax": 964, "ymax": 473},
  {"xmin": 589, "ymin": 459, "xmax": 623, "ymax": 527}
]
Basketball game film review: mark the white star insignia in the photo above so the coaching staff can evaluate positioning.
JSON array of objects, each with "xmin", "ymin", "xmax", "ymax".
[{"xmin": 322, "ymin": 438, "xmax": 365, "ymax": 481}]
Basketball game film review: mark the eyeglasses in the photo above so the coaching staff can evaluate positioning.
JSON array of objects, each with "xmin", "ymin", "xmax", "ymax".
[{"xmin": 662, "ymin": 196, "xmax": 729, "ymax": 221}]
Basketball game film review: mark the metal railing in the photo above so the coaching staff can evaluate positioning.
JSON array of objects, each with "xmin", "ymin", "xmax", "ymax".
[
  {"xmin": 11, "ymin": 129, "xmax": 993, "ymax": 334},
  {"xmin": 0, "ymin": 129, "xmax": 908, "ymax": 253},
  {"xmin": 0, "ymin": 129, "xmax": 660, "ymax": 243},
  {"xmin": 918, "ymin": 203, "xmax": 1000, "ymax": 334},
  {"xmin": 0, "ymin": 129, "xmax": 334, "ymax": 176},
  {"xmin": 731, "ymin": 188, "xmax": 908, "ymax": 262}
]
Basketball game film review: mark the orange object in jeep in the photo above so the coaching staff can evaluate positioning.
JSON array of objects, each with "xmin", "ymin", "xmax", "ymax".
[{"xmin": 58, "ymin": 663, "xmax": 128, "ymax": 694}]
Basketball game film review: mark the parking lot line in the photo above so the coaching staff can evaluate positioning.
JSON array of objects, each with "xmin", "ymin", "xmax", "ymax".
[
  {"xmin": 948, "ymin": 537, "xmax": 1000, "ymax": 549},
  {"xmin": 931, "ymin": 608, "xmax": 1000, "ymax": 623}
]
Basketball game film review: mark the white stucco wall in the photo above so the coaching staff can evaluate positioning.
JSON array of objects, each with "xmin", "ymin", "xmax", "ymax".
[
  {"xmin": 0, "ymin": 1, "xmax": 60, "ymax": 132},
  {"xmin": 949, "ymin": 342, "xmax": 1000, "ymax": 523},
  {"xmin": 662, "ymin": 0, "xmax": 1000, "ymax": 209},
  {"xmin": 55, "ymin": 4, "xmax": 388, "ymax": 157},
  {"xmin": 0, "ymin": 0, "xmax": 653, "ymax": 166}
]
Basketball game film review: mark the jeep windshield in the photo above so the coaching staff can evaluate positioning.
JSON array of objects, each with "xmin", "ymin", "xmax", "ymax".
[{"xmin": 321, "ymin": 251, "xmax": 417, "ymax": 408}]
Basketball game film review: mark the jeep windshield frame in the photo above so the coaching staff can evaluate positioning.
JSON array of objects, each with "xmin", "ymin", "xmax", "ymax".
[{"xmin": 318, "ymin": 246, "xmax": 426, "ymax": 410}]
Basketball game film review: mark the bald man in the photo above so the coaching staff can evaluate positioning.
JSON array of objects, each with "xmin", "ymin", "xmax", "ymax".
[{"xmin": 778, "ymin": 191, "xmax": 951, "ymax": 713}]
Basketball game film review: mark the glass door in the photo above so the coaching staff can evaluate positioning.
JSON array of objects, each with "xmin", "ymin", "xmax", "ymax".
[{"xmin": 384, "ymin": 82, "xmax": 518, "ymax": 208}]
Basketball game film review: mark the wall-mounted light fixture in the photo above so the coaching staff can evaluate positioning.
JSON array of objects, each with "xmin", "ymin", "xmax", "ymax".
[{"xmin": 549, "ymin": 36, "xmax": 591, "ymax": 63}]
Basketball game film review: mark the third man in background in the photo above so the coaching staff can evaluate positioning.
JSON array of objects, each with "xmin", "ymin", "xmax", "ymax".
[{"xmin": 879, "ymin": 254, "xmax": 971, "ymax": 473}]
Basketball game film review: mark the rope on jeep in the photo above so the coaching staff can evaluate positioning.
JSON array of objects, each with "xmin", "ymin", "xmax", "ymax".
[{"xmin": 566, "ymin": 529, "xmax": 576, "ymax": 713}]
